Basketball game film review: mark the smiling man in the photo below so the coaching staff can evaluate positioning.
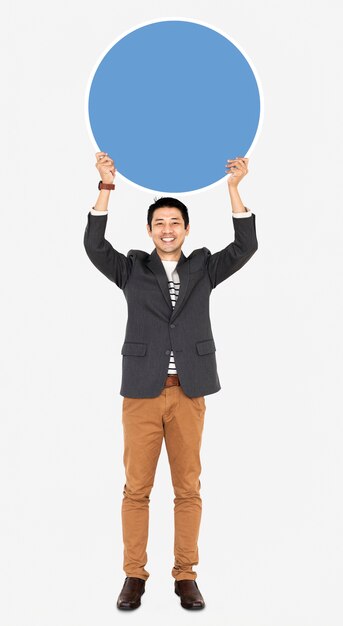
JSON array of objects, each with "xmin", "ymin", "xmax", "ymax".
[
  {"xmin": 149, "ymin": 206, "xmax": 190, "ymax": 257},
  {"xmin": 83, "ymin": 152, "xmax": 258, "ymax": 611}
]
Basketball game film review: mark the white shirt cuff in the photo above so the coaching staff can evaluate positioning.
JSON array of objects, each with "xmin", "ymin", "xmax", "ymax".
[
  {"xmin": 90, "ymin": 208, "xmax": 108, "ymax": 215},
  {"xmin": 232, "ymin": 207, "xmax": 252, "ymax": 218}
]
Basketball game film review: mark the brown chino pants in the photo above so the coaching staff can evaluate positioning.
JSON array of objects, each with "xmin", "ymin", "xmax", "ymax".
[{"xmin": 121, "ymin": 374, "xmax": 206, "ymax": 582}]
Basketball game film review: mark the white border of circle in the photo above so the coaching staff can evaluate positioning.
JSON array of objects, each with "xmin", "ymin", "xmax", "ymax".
[{"xmin": 84, "ymin": 16, "xmax": 264, "ymax": 197}]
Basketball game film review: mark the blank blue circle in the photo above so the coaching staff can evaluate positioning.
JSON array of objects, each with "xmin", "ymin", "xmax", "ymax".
[{"xmin": 87, "ymin": 20, "xmax": 261, "ymax": 193}]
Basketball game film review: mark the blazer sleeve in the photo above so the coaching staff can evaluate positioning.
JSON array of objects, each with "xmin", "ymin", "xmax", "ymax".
[
  {"xmin": 83, "ymin": 211, "xmax": 134, "ymax": 289},
  {"xmin": 204, "ymin": 212, "xmax": 258, "ymax": 289}
]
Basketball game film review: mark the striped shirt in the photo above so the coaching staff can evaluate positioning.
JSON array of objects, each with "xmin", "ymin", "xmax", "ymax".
[{"xmin": 161, "ymin": 260, "xmax": 180, "ymax": 374}]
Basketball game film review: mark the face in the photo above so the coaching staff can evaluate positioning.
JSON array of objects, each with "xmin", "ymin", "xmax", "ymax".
[{"xmin": 146, "ymin": 207, "xmax": 190, "ymax": 260}]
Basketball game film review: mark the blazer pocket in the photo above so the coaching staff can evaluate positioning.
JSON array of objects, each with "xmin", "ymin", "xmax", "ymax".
[
  {"xmin": 121, "ymin": 341, "xmax": 147, "ymax": 356},
  {"xmin": 196, "ymin": 339, "xmax": 216, "ymax": 355}
]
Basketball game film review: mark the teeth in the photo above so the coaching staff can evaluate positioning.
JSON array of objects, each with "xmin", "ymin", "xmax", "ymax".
[{"xmin": 162, "ymin": 238, "xmax": 175, "ymax": 242}]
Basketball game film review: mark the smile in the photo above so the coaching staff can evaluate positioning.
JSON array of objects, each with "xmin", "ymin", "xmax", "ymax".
[{"xmin": 161, "ymin": 237, "xmax": 175, "ymax": 242}]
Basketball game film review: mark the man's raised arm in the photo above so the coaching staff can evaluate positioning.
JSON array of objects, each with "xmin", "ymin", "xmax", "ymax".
[
  {"xmin": 206, "ymin": 157, "xmax": 258, "ymax": 288},
  {"xmin": 83, "ymin": 152, "xmax": 133, "ymax": 289}
]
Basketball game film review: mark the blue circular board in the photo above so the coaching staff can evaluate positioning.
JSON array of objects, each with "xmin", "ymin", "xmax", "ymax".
[{"xmin": 86, "ymin": 19, "xmax": 262, "ymax": 194}]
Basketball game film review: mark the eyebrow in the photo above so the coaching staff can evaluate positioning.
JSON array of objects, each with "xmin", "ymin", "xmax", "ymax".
[{"xmin": 154, "ymin": 217, "xmax": 181, "ymax": 221}]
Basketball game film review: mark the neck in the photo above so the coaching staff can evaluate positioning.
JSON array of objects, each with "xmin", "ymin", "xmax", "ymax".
[{"xmin": 156, "ymin": 250, "xmax": 182, "ymax": 262}]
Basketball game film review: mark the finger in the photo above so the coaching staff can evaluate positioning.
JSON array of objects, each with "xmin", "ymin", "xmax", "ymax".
[
  {"xmin": 237, "ymin": 158, "xmax": 248, "ymax": 167},
  {"xmin": 227, "ymin": 157, "xmax": 248, "ymax": 165},
  {"xmin": 231, "ymin": 164, "xmax": 247, "ymax": 174},
  {"xmin": 96, "ymin": 153, "xmax": 113, "ymax": 163},
  {"xmin": 97, "ymin": 157, "xmax": 114, "ymax": 166},
  {"xmin": 225, "ymin": 162, "xmax": 245, "ymax": 173},
  {"xmin": 236, "ymin": 162, "xmax": 246, "ymax": 171},
  {"xmin": 227, "ymin": 158, "xmax": 247, "ymax": 164}
]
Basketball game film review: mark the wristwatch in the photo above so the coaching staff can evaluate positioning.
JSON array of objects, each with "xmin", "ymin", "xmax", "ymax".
[{"xmin": 98, "ymin": 180, "xmax": 115, "ymax": 190}]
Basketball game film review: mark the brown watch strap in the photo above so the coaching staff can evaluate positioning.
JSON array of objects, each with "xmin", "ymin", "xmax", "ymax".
[{"xmin": 98, "ymin": 180, "xmax": 115, "ymax": 190}]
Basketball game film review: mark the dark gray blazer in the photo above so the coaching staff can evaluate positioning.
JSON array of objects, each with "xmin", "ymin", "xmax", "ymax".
[{"xmin": 84, "ymin": 211, "xmax": 258, "ymax": 398}]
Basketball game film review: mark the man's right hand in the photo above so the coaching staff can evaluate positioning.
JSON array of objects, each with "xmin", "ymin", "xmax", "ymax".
[{"xmin": 95, "ymin": 152, "xmax": 116, "ymax": 184}]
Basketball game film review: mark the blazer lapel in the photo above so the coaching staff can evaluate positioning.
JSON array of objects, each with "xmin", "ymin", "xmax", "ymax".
[
  {"xmin": 145, "ymin": 248, "xmax": 189, "ymax": 320},
  {"xmin": 171, "ymin": 253, "xmax": 189, "ymax": 321}
]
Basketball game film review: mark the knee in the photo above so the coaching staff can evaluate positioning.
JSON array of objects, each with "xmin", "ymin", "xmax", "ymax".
[
  {"xmin": 122, "ymin": 482, "xmax": 153, "ymax": 503},
  {"xmin": 173, "ymin": 480, "xmax": 202, "ymax": 501}
]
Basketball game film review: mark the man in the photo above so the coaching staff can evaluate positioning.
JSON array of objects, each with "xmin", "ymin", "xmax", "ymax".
[{"xmin": 83, "ymin": 152, "xmax": 258, "ymax": 611}]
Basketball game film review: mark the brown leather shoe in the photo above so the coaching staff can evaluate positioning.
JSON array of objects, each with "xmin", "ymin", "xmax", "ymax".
[
  {"xmin": 174, "ymin": 579, "xmax": 205, "ymax": 609},
  {"xmin": 116, "ymin": 576, "xmax": 146, "ymax": 610}
]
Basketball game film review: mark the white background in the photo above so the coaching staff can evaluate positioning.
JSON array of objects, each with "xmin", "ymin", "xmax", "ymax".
[{"xmin": 1, "ymin": 1, "xmax": 342, "ymax": 625}]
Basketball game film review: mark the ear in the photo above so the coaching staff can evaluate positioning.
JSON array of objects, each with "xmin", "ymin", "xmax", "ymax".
[{"xmin": 146, "ymin": 223, "xmax": 152, "ymax": 237}]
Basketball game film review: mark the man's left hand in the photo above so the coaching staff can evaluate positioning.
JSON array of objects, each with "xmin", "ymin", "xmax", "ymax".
[{"xmin": 225, "ymin": 157, "xmax": 249, "ymax": 188}]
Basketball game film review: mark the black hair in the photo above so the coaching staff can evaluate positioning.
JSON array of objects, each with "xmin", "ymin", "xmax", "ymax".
[{"xmin": 147, "ymin": 196, "xmax": 189, "ymax": 230}]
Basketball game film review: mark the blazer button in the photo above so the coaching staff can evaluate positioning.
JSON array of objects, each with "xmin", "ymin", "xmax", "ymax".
[
  {"xmin": 170, "ymin": 324, "xmax": 175, "ymax": 328},
  {"xmin": 165, "ymin": 350, "xmax": 170, "ymax": 355}
]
